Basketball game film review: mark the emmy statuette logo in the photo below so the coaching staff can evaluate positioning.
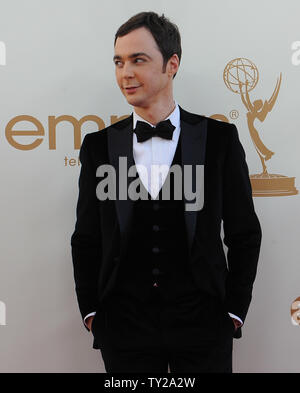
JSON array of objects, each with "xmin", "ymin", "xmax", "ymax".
[{"xmin": 224, "ymin": 58, "xmax": 298, "ymax": 197}]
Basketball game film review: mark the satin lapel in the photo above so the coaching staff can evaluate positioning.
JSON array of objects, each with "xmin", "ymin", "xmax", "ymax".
[
  {"xmin": 180, "ymin": 111, "xmax": 207, "ymax": 255},
  {"xmin": 107, "ymin": 115, "xmax": 134, "ymax": 254}
]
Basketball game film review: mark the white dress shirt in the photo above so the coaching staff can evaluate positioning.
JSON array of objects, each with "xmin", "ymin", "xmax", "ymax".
[
  {"xmin": 84, "ymin": 102, "xmax": 243, "ymax": 328},
  {"xmin": 132, "ymin": 102, "xmax": 180, "ymax": 199}
]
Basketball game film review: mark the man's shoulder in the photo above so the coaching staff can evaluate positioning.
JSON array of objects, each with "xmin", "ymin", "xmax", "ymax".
[
  {"xmin": 81, "ymin": 114, "xmax": 133, "ymax": 146},
  {"xmin": 182, "ymin": 110, "xmax": 241, "ymax": 155},
  {"xmin": 180, "ymin": 106, "xmax": 234, "ymax": 130}
]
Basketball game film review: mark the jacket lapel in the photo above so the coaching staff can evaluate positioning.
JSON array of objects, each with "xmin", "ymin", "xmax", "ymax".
[
  {"xmin": 179, "ymin": 106, "xmax": 207, "ymax": 254},
  {"xmin": 107, "ymin": 115, "xmax": 134, "ymax": 255}
]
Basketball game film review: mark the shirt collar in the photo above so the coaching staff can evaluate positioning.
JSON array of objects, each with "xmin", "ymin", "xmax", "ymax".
[{"xmin": 133, "ymin": 102, "xmax": 180, "ymax": 131}]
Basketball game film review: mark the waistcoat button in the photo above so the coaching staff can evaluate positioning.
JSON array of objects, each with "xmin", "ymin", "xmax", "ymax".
[
  {"xmin": 153, "ymin": 203, "xmax": 160, "ymax": 211},
  {"xmin": 152, "ymin": 268, "xmax": 160, "ymax": 275}
]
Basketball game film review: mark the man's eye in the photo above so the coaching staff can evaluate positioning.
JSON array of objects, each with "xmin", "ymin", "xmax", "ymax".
[
  {"xmin": 135, "ymin": 58, "xmax": 145, "ymax": 63},
  {"xmin": 114, "ymin": 61, "xmax": 122, "ymax": 66}
]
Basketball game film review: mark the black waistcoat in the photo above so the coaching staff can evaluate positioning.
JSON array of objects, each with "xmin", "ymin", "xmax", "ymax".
[{"xmin": 114, "ymin": 135, "xmax": 199, "ymax": 303}]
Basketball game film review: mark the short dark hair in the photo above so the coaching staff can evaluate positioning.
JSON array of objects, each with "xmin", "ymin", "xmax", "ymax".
[{"xmin": 114, "ymin": 12, "xmax": 182, "ymax": 77}]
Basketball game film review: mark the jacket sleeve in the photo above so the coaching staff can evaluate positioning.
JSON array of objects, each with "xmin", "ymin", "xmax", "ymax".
[
  {"xmin": 222, "ymin": 124, "xmax": 262, "ymax": 323},
  {"xmin": 71, "ymin": 134, "xmax": 102, "ymax": 323}
]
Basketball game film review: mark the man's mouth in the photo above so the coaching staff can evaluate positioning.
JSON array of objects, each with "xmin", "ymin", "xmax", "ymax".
[{"xmin": 124, "ymin": 85, "xmax": 141, "ymax": 93}]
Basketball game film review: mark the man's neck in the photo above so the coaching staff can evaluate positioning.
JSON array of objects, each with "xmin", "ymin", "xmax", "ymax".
[{"xmin": 133, "ymin": 99, "xmax": 176, "ymax": 126}]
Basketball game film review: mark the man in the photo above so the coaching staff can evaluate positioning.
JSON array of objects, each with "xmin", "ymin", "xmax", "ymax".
[{"xmin": 71, "ymin": 12, "xmax": 262, "ymax": 373}]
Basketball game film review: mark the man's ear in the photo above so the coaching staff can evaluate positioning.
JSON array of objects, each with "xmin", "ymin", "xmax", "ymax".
[{"xmin": 167, "ymin": 54, "xmax": 180, "ymax": 78}]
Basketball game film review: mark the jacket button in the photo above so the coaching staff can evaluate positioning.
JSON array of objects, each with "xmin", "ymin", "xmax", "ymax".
[
  {"xmin": 152, "ymin": 268, "xmax": 160, "ymax": 275},
  {"xmin": 152, "ymin": 247, "xmax": 160, "ymax": 254},
  {"xmin": 152, "ymin": 224, "xmax": 160, "ymax": 232},
  {"xmin": 153, "ymin": 203, "xmax": 160, "ymax": 211}
]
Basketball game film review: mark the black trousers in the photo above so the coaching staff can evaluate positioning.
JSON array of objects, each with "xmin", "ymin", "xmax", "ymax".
[{"xmin": 94, "ymin": 289, "xmax": 234, "ymax": 373}]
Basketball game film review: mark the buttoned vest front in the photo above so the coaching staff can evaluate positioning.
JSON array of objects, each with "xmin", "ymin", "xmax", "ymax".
[{"xmin": 113, "ymin": 135, "xmax": 200, "ymax": 303}]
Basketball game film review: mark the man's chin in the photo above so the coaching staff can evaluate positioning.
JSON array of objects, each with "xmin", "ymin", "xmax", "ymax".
[{"xmin": 124, "ymin": 96, "xmax": 144, "ymax": 108}]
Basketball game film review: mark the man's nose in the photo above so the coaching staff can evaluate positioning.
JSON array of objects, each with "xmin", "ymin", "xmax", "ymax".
[{"xmin": 122, "ymin": 62, "xmax": 135, "ymax": 78}]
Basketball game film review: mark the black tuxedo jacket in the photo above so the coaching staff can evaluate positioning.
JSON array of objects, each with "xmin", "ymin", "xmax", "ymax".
[{"xmin": 71, "ymin": 106, "xmax": 262, "ymax": 338}]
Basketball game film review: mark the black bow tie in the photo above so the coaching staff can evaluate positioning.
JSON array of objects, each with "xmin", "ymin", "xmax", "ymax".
[{"xmin": 134, "ymin": 119, "xmax": 176, "ymax": 143}]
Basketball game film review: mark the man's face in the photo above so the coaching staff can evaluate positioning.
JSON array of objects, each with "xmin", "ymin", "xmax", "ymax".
[{"xmin": 114, "ymin": 27, "xmax": 175, "ymax": 109}]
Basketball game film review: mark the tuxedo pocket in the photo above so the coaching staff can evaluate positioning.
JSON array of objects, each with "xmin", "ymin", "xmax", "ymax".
[
  {"xmin": 223, "ymin": 312, "xmax": 235, "ymax": 336},
  {"xmin": 91, "ymin": 307, "xmax": 107, "ymax": 335},
  {"xmin": 91, "ymin": 313, "xmax": 97, "ymax": 335},
  {"xmin": 91, "ymin": 309, "xmax": 108, "ymax": 349}
]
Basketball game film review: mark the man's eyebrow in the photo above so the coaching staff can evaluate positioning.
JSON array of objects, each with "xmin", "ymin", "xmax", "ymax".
[{"xmin": 113, "ymin": 52, "xmax": 152, "ymax": 61}]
